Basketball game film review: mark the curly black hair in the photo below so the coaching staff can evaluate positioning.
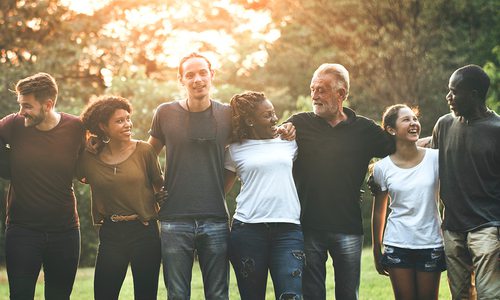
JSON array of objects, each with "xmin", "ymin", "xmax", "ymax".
[
  {"xmin": 80, "ymin": 95, "xmax": 132, "ymax": 140},
  {"xmin": 229, "ymin": 91, "xmax": 266, "ymax": 143}
]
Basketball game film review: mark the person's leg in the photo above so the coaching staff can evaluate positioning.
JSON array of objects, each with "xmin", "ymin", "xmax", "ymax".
[
  {"xmin": 328, "ymin": 233, "xmax": 363, "ymax": 300},
  {"xmin": 93, "ymin": 223, "xmax": 130, "ymax": 300},
  {"xmin": 443, "ymin": 230, "xmax": 475, "ymax": 300},
  {"xmin": 160, "ymin": 220, "xmax": 196, "ymax": 300},
  {"xmin": 42, "ymin": 228, "xmax": 80, "ymax": 300},
  {"xmin": 415, "ymin": 271, "xmax": 441, "ymax": 300},
  {"xmin": 467, "ymin": 226, "xmax": 500, "ymax": 299},
  {"xmin": 130, "ymin": 222, "xmax": 161, "ymax": 300},
  {"xmin": 302, "ymin": 229, "xmax": 328, "ymax": 299},
  {"xmin": 229, "ymin": 221, "xmax": 269, "ymax": 300},
  {"xmin": 5, "ymin": 225, "xmax": 43, "ymax": 300},
  {"xmin": 269, "ymin": 223, "xmax": 304, "ymax": 300},
  {"xmin": 387, "ymin": 268, "xmax": 417, "ymax": 300},
  {"xmin": 413, "ymin": 247, "xmax": 446, "ymax": 300},
  {"xmin": 196, "ymin": 219, "xmax": 229, "ymax": 300}
]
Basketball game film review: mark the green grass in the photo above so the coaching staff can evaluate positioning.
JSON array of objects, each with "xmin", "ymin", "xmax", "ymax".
[{"xmin": 0, "ymin": 248, "xmax": 451, "ymax": 299}]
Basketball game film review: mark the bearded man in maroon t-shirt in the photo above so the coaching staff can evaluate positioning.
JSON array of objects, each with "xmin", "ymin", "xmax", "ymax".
[{"xmin": 0, "ymin": 73, "xmax": 84, "ymax": 299}]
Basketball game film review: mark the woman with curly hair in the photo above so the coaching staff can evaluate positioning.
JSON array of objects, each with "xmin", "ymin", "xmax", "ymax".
[
  {"xmin": 370, "ymin": 104, "xmax": 445, "ymax": 300},
  {"xmin": 224, "ymin": 91, "xmax": 304, "ymax": 300},
  {"xmin": 78, "ymin": 95, "xmax": 164, "ymax": 300}
]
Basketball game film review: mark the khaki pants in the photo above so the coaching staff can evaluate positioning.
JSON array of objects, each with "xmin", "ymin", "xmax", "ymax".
[{"xmin": 443, "ymin": 227, "xmax": 500, "ymax": 300}]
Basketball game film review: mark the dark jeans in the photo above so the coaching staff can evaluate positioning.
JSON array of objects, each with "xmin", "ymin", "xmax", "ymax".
[
  {"xmin": 160, "ymin": 219, "xmax": 229, "ymax": 300},
  {"xmin": 230, "ymin": 220, "xmax": 305, "ymax": 300},
  {"xmin": 94, "ymin": 220, "xmax": 161, "ymax": 300},
  {"xmin": 303, "ymin": 229, "xmax": 363, "ymax": 300},
  {"xmin": 5, "ymin": 225, "xmax": 80, "ymax": 300}
]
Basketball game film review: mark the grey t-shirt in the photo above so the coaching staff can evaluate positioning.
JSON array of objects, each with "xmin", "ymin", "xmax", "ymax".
[
  {"xmin": 150, "ymin": 100, "xmax": 232, "ymax": 220},
  {"xmin": 432, "ymin": 111, "xmax": 500, "ymax": 232}
]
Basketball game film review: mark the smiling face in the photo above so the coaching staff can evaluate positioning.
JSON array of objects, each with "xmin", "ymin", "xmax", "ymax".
[
  {"xmin": 247, "ymin": 99, "xmax": 279, "ymax": 139},
  {"xmin": 17, "ymin": 94, "xmax": 48, "ymax": 127},
  {"xmin": 179, "ymin": 57, "xmax": 214, "ymax": 102},
  {"xmin": 310, "ymin": 73, "xmax": 344, "ymax": 121},
  {"xmin": 388, "ymin": 107, "xmax": 421, "ymax": 143},
  {"xmin": 100, "ymin": 109, "xmax": 133, "ymax": 142}
]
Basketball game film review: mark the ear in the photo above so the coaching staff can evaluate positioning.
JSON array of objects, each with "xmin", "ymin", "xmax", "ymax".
[
  {"xmin": 210, "ymin": 69, "xmax": 215, "ymax": 80},
  {"xmin": 43, "ymin": 99, "xmax": 54, "ymax": 111},
  {"xmin": 337, "ymin": 87, "xmax": 347, "ymax": 101},
  {"xmin": 386, "ymin": 126, "xmax": 396, "ymax": 136},
  {"xmin": 177, "ymin": 74, "xmax": 184, "ymax": 86}
]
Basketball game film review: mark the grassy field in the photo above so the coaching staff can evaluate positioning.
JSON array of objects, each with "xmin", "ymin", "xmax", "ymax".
[{"xmin": 0, "ymin": 248, "xmax": 451, "ymax": 299}]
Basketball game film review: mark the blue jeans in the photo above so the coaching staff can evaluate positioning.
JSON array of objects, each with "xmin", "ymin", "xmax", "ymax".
[
  {"xmin": 94, "ymin": 220, "xmax": 161, "ymax": 300},
  {"xmin": 230, "ymin": 220, "xmax": 305, "ymax": 300},
  {"xmin": 303, "ymin": 229, "xmax": 363, "ymax": 300},
  {"xmin": 5, "ymin": 225, "xmax": 80, "ymax": 300},
  {"xmin": 160, "ymin": 219, "xmax": 229, "ymax": 300}
]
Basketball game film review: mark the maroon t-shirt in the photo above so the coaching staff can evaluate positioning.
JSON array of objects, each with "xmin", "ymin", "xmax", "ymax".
[{"xmin": 0, "ymin": 113, "xmax": 84, "ymax": 232}]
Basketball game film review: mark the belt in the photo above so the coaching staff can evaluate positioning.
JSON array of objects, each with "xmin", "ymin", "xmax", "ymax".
[{"xmin": 110, "ymin": 214, "xmax": 139, "ymax": 222}]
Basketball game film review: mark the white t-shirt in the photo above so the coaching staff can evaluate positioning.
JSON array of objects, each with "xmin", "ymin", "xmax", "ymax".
[
  {"xmin": 225, "ymin": 138, "xmax": 300, "ymax": 224},
  {"xmin": 373, "ymin": 148, "xmax": 443, "ymax": 248}
]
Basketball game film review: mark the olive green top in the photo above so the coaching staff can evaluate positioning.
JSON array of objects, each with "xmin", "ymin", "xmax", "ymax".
[{"xmin": 77, "ymin": 141, "xmax": 162, "ymax": 224}]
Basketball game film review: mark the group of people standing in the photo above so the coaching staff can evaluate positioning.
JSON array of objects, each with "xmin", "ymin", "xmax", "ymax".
[{"xmin": 0, "ymin": 51, "xmax": 498, "ymax": 300}]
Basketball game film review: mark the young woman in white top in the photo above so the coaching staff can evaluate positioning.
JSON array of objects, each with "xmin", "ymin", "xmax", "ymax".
[
  {"xmin": 224, "ymin": 91, "xmax": 304, "ymax": 300},
  {"xmin": 371, "ymin": 104, "xmax": 445, "ymax": 300}
]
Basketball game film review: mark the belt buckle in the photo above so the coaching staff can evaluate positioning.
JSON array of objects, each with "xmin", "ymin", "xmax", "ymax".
[{"xmin": 111, "ymin": 214, "xmax": 119, "ymax": 222}]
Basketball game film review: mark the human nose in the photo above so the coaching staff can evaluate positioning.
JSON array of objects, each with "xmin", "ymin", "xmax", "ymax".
[
  {"xmin": 193, "ymin": 73, "xmax": 202, "ymax": 82},
  {"xmin": 446, "ymin": 91, "xmax": 452, "ymax": 102},
  {"xmin": 311, "ymin": 90, "xmax": 319, "ymax": 100}
]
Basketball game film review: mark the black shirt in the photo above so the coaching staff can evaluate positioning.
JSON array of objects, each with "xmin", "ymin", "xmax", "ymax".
[{"xmin": 288, "ymin": 108, "xmax": 393, "ymax": 234}]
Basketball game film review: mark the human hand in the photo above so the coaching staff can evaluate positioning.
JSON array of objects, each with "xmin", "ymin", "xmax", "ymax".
[
  {"xmin": 373, "ymin": 250, "xmax": 389, "ymax": 276},
  {"xmin": 278, "ymin": 122, "xmax": 296, "ymax": 141},
  {"xmin": 155, "ymin": 188, "xmax": 168, "ymax": 206},
  {"xmin": 85, "ymin": 136, "xmax": 102, "ymax": 154},
  {"xmin": 367, "ymin": 175, "xmax": 382, "ymax": 196},
  {"xmin": 417, "ymin": 136, "xmax": 432, "ymax": 148}
]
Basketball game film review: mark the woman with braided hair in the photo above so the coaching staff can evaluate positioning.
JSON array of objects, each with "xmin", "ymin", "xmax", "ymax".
[{"xmin": 224, "ymin": 91, "xmax": 304, "ymax": 300}]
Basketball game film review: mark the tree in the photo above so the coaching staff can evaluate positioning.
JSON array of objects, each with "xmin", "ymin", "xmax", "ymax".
[{"xmin": 243, "ymin": 0, "xmax": 500, "ymax": 134}]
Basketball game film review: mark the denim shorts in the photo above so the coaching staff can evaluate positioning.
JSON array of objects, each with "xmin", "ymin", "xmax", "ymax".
[{"xmin": 381, "ymin": 245, "xmax": 446, "ymax": 272}]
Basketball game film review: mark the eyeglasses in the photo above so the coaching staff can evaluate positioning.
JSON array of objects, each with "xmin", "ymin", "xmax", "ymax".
[{"xmin": 187, "ymin": 102, "xmax": 217, "ymax": 144}]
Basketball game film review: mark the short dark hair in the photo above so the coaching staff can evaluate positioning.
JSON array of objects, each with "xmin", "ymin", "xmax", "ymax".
[
  {"xmin": 230, "ymin": 91, "xmax": 267, "ymax": 142},
  {"xmin": 178, "ymin": 52, "xmax": 212, "ymax": 78},
  {"xmin": 15, "ymin": 72, "xmax": 58, "ymax": 104},
  {"xmin": 454, "ymin": 64, "xmax": 490, "ymax": 101},
  {"xmin": 80, "ymin": 95, "xmax": 132, "ymax": 139}
]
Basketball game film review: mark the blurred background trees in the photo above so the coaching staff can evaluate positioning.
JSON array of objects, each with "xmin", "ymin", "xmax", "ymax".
[{"xmin": 1, "ymin": 0, "xmax": 498, "ymax": 265}]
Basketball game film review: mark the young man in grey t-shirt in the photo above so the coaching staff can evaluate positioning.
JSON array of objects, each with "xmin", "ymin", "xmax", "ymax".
[{"xmin": 149, "ymin": 53, "xmax": 232, "ymax": 299}]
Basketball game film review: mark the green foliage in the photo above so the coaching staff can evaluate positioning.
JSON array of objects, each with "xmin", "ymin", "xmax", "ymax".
[
  {"xmin": 484, "ymin": 46, "xmax": 500, "ymax": 113},
  {"xmin": 250, "ymin": 0, "xmax": 500, "ymax": 134}
]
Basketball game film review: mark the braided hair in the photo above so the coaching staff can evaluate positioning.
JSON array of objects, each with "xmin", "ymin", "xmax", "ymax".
[{"xmin": 229, "ymin": 91, "xmax": 266, "ymax": 143}]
